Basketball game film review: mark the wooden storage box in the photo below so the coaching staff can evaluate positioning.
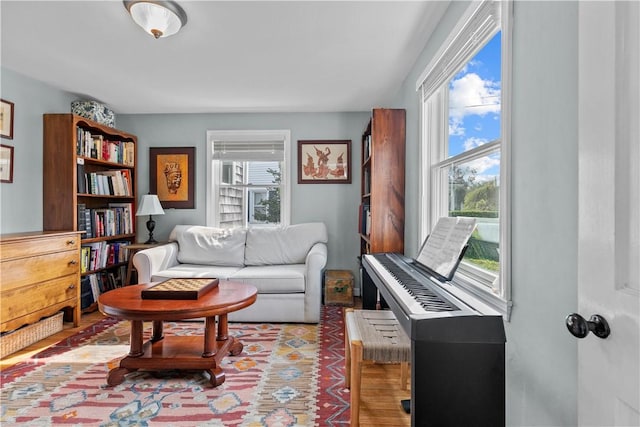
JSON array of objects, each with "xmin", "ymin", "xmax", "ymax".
[
  {"xmin": 1, "ymin": 312, "xmax": 63, "ymax": 358},
  {"xmin": 324, "ymin": 270, "xmax": 354, "ymax": 306}
]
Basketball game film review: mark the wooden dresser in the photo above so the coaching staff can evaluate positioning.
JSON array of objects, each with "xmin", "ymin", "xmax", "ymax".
[{"xmin": 0, "ymin": 231, "xmax": 82, "ymax": 333}]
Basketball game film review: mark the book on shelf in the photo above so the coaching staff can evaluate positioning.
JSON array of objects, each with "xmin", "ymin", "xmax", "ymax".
[
  {"xmin": 363, "ymin": 134, "xmax": 372, "ymax": 160},
  {"xmin": 359, "ymin": 204, "xmax": 371, "ymax": 236},
  {"xmin": 75, "ymin": 126, "xmax": 135, "ymax": 167},
  {"xmin": 363, "ymin": 170, "xmax": 371, "ymax": 195},
  {"xmin": 84, "ymin": 205, "xmax": 133, "ymax": 238},
  {"xmin": 108, "ymin": 202, "xmax": 133, "ymax": 235},
  {"xmin": 80, "ymin": 276, "xmax": 94, "ymax": 309},
  {"xmin": 82, "ymin": 241, "xmax": 130, "ymax": 271},
  {"xmin": 80, "ymin": 245, "xmax": 91, "ymax": 273},
  {"xmin": 77, "ymin": 203, "xmax": 87, "ymax": 237},
  {"xmin": 82, "ymin": 170, "xmax": 131, "ymax": 196},
  {"xmin": 76, "ymin": 158, "xmax": 87, "ymax": 194},
  {"xmin": 84, "ymin": 208, "xmax": 93, "ymax": 238},
  {"xmin": 88, "ymin": 274, "xmax": 101, "ymax": 301},
  {"xmin": 83, "ymin": 269, "xmax": 126, "ymax": 305}
]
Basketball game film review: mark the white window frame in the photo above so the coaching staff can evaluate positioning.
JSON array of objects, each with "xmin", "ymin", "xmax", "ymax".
[
  {"xmin": 417, "ymin": 0, "xmax": 513, "ymax": 319},
  {"xmin": 206, "ymin": 130, "xmax": 291, "ymax": 228}
]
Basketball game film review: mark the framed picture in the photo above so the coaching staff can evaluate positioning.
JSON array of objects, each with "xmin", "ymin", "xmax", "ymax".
[
  {"xmin": 298, "ymin": 140, "xmax": 351, "ymax": 184},
  {"xmin": 0, "ymin": 99, "xmax": 14, "ymax": 139},
  {"xmin": 149, "ymin": 147, "xmax": 195, "ymax": 209},
  {"xmin": 0, "ymin": 144, "xmax": 14, "ymax": 183}
]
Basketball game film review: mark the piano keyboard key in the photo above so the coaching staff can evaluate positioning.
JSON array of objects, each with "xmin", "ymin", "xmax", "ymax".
[{"xmin": 371, "ymin": 254, "xmax": 456, "ymax": 312}]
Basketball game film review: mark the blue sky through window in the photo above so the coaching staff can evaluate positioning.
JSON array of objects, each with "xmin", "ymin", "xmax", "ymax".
[{"xmin": 448, "ymin": 31, "xmax": 501, "ymax": 182}]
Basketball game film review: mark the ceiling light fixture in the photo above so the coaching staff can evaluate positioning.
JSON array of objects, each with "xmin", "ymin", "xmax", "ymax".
[{"xmin": 123, "ymin": 1, "xmax": 187, "ymax": 39}]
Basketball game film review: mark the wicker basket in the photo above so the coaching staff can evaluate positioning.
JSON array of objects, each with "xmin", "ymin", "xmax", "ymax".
[{"xmin": 1, "ymin": 312, "xmax": 64, "ymax": 358}]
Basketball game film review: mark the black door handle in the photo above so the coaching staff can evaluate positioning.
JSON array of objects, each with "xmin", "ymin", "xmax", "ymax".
[{"xmin": 565, "ymin": 313, "xmax": 611, "ymax": 339}]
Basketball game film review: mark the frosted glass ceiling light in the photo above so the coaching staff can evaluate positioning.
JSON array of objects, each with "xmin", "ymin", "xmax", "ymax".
[{"xmin": 123, "ymin": 1, "xmax": 187, "ymax": 39}]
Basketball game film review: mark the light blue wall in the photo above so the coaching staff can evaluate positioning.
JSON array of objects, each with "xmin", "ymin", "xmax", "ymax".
[
  {"xmin": 395, "ymin": 1, "xmax": 579, "ymax": 426},
  {"xmin": 116, "ymin": 113, "xmax": 368, "ymax": 275},
  {"xmin": 0, "ymin": 68, "xmax": 77, "ymax": 233}
]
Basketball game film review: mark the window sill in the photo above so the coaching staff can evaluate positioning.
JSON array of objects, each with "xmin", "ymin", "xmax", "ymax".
[{"xmin": 448, "ymin": 274, "xmax": 512, "ymax": 321}]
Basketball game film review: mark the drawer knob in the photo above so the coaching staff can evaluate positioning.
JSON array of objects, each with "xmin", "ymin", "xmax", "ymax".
[
  {"xmin": 68, "ymin": 260, "xmax": 78, "ymax": 265},
  {"xmin": 68, "ymin": 284, "xmax": 76, "ymax": 290},
  {"xmin": 67, "ymin": 239, "xmax": 76, "ymax": 245}
]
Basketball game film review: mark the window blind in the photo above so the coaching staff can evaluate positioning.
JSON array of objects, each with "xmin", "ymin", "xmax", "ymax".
[
  {"xmin": 417, "ymin": 0, "xmax": 500, "ymax": 100},
  {"xmin": 212, "ymin": 140, "xmax": 285, "ymax": 161}
]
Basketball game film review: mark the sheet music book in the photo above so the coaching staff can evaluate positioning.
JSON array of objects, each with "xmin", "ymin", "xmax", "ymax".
[{"xmin": 415, "ymin": 217, "xmax": 477, "ymax": 280}]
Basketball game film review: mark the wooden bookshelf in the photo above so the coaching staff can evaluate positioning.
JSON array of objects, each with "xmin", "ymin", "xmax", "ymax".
[
  {"xmin": 43, "ymin": 114, "xmax": 138, "ymax": 312},
  {"xmin": 359, "ymin": 108, "xmax": 405, "ymax": 309}
]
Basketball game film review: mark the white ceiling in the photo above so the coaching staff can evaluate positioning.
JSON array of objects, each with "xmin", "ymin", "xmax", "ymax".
[{"xmin": 1, "ymin": 1, "xmax": 449, "ymax": 114}]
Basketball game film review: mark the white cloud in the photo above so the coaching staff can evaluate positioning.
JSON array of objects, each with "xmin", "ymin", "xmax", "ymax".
[
  {"xmin": 468, "ymin": 155, "xmax": 500, "ymax": 175},
  {"xmin": 449, "ymin": 121, "xmax": 465, "ymax": 137},
  {"xmin": 448, "ymin": 73, "xmax": 500, "ymax": 136},
  {"xmin": 463, "ymin": 137, "xmax": 489, "ymax": 151}
]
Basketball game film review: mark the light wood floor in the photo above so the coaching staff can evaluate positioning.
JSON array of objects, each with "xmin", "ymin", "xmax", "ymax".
[{"xmin": 1, "ymin": 305, "xmax": 411, "ymax": 426}]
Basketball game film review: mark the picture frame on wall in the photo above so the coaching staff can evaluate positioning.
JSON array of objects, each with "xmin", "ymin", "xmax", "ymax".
[
  {"xmin": 0, "ymin": 99, "xmax": 15, "ymax": 139},
  {"xmin": 0, "ymin": 144, "xmax": 14, "ymax": 183},
  {"xmin": 149, "ymin": 147, "xmax": 195, "ymax": 209},
  {"xmin": 298, "ymin": 139, "xmax": 351, "ymax": 184}
]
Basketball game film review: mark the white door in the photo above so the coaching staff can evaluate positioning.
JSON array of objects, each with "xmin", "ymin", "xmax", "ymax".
[{"xmin": 576, "ymin": 1, "xmax": 640, "ymax": 426}]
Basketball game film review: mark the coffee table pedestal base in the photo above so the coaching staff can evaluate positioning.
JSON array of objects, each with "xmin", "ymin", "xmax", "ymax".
[{"xmin": 107, "ymin": 316, "xmax": 243, "ymax": 388}]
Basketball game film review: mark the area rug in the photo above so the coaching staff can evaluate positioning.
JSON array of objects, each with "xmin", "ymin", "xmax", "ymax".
[{"xmin": 0, "ymin": 305, "xmax": 350, "ymax": 426}]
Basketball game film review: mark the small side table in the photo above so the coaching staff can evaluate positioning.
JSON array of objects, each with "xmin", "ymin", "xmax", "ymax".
[{"xmin": 125, "ymin": 243, "xmax": 164, "ymax": 285}]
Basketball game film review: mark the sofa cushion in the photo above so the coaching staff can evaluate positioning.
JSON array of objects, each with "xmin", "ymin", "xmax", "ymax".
[
  {"xmin": 171, "ymin": 225, "xmax": 246, "ymax": 267},
  {"xmin": 151, "ymin": 264, "xmax": 243, "ymax": 282},
  {"xmin": 230, "ymin": 265, "xmax": 306, "ymax": 293},
  {"xmin": 244, "ymin": 222, "xmax": 328, "ymax": 266}
]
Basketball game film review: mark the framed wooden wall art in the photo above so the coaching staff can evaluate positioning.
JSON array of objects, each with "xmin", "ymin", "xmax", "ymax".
[
  {"xmin": 0, "ymin": 99, "xmax": 14, "ymax": 139},
  {"xmin": 298, "ymin": 140, "xmax": 351, "ymax": 184},
  {"xmin": 150, "ymin": 147, "xmax": 195, "ymax": 208},
  {"xmin": 0, "ymin": 144, "xmax": 14, "ymax": 183}
]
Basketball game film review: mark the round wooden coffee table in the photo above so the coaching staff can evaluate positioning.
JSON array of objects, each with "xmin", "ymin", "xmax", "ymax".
[{"xmin": 98, "ymin": 281, "xmax": 257, "ymax": 387}]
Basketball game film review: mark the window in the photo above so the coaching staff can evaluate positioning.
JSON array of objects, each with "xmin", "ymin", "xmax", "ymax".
[
  {"xmin": 417, "ymin": 0, "xmax": 512, "ymax": 318},
  {"xmin": 206, "ymin": 130, "xmax": 291, "ymax": 228}
]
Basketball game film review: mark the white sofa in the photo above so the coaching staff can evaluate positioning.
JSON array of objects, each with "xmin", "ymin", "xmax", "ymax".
[{"xmin": 132, "ymin": 222, "xmax": 328, "ymax": 323}]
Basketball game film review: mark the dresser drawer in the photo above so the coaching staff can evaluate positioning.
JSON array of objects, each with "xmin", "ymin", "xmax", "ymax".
[
  {"xmin": 0, "ymin": 250, "xmax": 79, "ymax": 292},
  {"xmin": 1, "ymin": 274, "xmax": 78, "ymax": 329},
  {"xmin": 0, "ymin": 234, "xmax": 80, "ymax": 261}
]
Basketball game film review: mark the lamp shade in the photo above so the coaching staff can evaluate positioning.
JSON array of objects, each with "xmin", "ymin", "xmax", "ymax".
[
  {"xmin": 136, "ymin": 194, "xmax": 165, "ymax": 216},
  {"xmin": 123, "ymin": 1, "xmax": 187, "ymax": 39}
]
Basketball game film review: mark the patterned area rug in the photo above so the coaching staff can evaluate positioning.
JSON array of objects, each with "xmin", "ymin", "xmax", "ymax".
[{"xmin": 0, "ymin": 306, "xmax": 350, "ymax": 426}]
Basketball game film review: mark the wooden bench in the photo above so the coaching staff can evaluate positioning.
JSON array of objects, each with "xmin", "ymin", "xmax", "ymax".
[{"xmin": 344, "ymin": 308, "xmax": 411, "ymax": 426}]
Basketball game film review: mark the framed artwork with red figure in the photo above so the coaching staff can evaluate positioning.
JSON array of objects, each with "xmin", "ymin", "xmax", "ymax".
[{"xmin": 298, "ymin": 140, "xmax": 351, "ymax": 184}]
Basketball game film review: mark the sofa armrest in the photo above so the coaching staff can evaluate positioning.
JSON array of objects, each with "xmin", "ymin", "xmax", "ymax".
[
  {"xmin": 132, "ymin": 242, "xmax": 180, "ymax": 283},
  {"xmin": 304, "ymin": 242, "xmax": 328, "ymax": 322}
]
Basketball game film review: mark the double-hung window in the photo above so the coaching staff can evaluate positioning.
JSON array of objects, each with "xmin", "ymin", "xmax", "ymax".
[
  {"xmin": 417, "ymin": 0, "xmax": 512, "ymax": 318},
  {"xmin": 206, "ymin": 130, "xmax": 291, "ymax": 228}
]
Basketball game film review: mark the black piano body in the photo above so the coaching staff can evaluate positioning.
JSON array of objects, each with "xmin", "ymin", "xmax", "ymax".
[{"xmin": 362, "ymin": 252, "xmax": 506, "ymax": 427}]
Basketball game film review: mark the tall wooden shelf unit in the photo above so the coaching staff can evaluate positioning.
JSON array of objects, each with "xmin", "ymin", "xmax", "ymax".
[
  {"xmin": 43, "ymin": 114, "xmax": 138, "ymax": 312},
  {"xmin": 359, "ymin": 108, "xmax": 406, "ymax": 309}
]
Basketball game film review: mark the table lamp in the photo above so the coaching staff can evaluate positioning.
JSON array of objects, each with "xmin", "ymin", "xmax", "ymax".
[{"xmin": 136, "ymin": 194, "xmax": 165, "ymax": 244}]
